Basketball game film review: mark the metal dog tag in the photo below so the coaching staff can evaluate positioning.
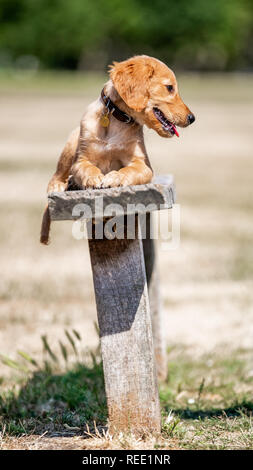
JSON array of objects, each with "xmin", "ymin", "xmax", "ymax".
[{"xmin": 100, "ymin": 113, "xmax": 110, "ymax": 127}]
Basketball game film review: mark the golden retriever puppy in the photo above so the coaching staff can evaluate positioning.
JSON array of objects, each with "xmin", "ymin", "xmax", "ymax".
[{"xmin": 40, "ymin": 55, "xmax": 195, "ymax": 244}]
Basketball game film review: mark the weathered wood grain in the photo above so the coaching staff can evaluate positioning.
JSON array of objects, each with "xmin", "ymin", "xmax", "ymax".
[
  {"xmin": 48, "ymin": 175, "xmax": 175, "ymax": 221},
  {"xmin": 88, "ymin": 216, "xmax": 161, "ymax": 434},
  {"xmin": 141, "ymin": 213, "xmax": 167, "ymax": 381}
]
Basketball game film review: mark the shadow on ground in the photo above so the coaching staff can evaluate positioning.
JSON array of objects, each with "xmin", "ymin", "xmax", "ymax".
[
  {"xmin": 0, "ymin": 360, "xmax": 108, "ymax": 436},
  {"xmin": 172, "ymin": 402, "xmax": 253, "ymax": 420}
]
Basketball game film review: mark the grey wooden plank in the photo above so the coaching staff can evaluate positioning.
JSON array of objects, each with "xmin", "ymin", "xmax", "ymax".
[
  {"xmin": 48, "ymin": 174, "xmax": 175, "ymax": 221},
  {"xmin": 88, "ymin": 216, "xmax": 161, "ymax": 433}
]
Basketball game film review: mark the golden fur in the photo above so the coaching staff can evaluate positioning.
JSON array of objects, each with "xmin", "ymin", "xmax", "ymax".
[{"xmin": 40, "ymin": 55, "xmax": 194, "ymax": 244}]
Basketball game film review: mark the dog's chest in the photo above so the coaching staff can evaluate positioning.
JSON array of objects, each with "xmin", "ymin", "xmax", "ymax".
[{"xmin": 89, "ymin": 137, "xmax": 130, "ymax": 173}]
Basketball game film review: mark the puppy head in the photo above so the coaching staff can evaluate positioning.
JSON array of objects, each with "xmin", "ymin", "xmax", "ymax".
[{"xmin": 110, "ymin": 55, "xmax": 195, "ymax": 138}]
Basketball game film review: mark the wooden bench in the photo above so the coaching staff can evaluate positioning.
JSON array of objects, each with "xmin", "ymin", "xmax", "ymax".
[{"xmin": 48, "ymin": 175, "xmax": 175, "ymax": 434}]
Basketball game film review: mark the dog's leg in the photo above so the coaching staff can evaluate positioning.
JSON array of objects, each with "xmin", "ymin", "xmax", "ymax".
[
  {"xmin": 70, "ymin": 119, "xmax": 104, "ymax": 189},
  {"xmin": 47, "ymin": 127, "xmax": 79, "ymax": 193},
  {"xmin": 119, "ymin": 158, "xmax": 153, "ymax": 185},
  {"xmin": 40, "ymin": 127, "xmax": 79, "ymax": 245}
]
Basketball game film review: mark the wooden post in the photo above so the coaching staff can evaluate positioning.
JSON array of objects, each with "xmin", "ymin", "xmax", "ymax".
[
  {"xmin": 48, "ymin": 175, "xmax": 175, "ymax": 434},
  {"xmin": 142, "ymin": 213, "xmax": 167, "ymax": 381},
  {"xmin": 88, "ymin": 216, "xmax": 160, "ymax": 434}
]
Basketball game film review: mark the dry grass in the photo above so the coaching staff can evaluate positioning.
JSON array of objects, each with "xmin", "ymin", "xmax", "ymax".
[{"xmin": 0, "ymin": 70, "xmax": 253, "ymax": 449}]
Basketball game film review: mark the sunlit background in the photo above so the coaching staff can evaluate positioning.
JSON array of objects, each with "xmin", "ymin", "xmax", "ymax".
[{"xmin": 0, "ymin": 0, "xmax": 253, "ymax": 449}]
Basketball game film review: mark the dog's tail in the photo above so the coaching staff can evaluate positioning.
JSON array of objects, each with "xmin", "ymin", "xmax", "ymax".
[{"xmin": 40, "ymin": 204, "xmax": 51, "ymax": 245}]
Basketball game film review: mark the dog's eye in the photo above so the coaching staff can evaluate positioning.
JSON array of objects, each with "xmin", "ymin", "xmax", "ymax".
[{"xmin": 166, "ymin": 85, "xmax": 174, "ymax": 93}]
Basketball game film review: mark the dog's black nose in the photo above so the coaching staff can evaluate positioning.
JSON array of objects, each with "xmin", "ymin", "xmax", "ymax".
[{"xmin": 187, "ymin": 113, "xmax": 195, "ymax": 125}]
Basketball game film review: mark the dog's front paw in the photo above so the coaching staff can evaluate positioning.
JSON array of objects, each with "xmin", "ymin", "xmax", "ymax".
[
  {"xmin": 48, "ymin": 179, "xmax": 67, "ymax": 193},
  {"xmin": 102, "ymin": 171, "xmax": 130, "ymax": 188},
  {"xmin": 82, "ymin": 173, "xmax": 104, "ymax": 189}
]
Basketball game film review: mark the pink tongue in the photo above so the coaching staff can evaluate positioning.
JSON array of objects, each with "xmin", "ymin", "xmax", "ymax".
[{"xmin": 171, "ymin": 123, "xmax": 179, "ymax": 137}]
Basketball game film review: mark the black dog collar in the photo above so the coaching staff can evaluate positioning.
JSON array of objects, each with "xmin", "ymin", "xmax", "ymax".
[{"xmin": 101, "ymin": 88, "xmax": 135, "ymax": 125}]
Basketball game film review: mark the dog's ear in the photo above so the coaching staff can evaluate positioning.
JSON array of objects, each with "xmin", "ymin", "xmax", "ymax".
[{"xmin": 109, "ymin": 57, "xmax": 154, "ymax": 112}]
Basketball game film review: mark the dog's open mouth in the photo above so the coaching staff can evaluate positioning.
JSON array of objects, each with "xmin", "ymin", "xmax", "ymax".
[{"xmin": 153, "ymin": 107, "xmax": 179, "ymax": 137}]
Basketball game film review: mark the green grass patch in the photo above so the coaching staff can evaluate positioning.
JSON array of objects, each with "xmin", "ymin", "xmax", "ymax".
[
  {"xmin": 160, "ymin": 348, "xmax": 253, "ymax": 449},
  {"xmin": 0, "ymin": 332, "xmax": 106, "ymax": 436},
  {"xmin": 0, "ymin": 362, "xmax": 106, "ymax": 435}
]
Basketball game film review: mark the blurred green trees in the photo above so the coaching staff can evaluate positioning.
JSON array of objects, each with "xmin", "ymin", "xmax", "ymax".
[{"xmin": 0, "ymin": 0, "xmax": 252, "ymax": 71}]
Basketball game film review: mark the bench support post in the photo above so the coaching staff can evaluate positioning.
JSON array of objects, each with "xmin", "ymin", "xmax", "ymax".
[
  {"xmin": 142, "ymin": 213, "xmax": 167, "ymax": 381},
  {"xmin": 88, "ymin": 216, "xmax": 161, "ymax": 434}
]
